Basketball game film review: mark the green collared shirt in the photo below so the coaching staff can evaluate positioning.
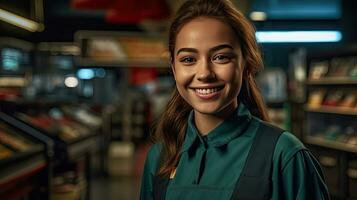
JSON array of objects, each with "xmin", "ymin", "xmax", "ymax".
[{"xmin": 140, "ymin": 104, "xmax": 330, "ymax": 200}]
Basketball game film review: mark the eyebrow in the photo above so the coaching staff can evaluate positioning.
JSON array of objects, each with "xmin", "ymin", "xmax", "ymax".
[{"xmin": 176, "ymin": 44, "xmax": 234, "ymax": 56}]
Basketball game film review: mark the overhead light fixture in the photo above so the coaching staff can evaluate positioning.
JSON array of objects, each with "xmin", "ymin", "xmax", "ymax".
[
  {"xmin": 77, "ymin": 69, "xmax": 95, "ymax": 80},
  {"xmin": 0, "ymin": 8, "xmax": 44, "ymax": 32},
  {"xmin": 250, "ymin": 11, "xmax": 267, "ymax": 21},
  {"xmin": 64, "ymin": 76, "xmax": 79, "ymax": 88},
  {"xmin": 256, "ymin": 31, "xmax": 342, "ymax": 43}
]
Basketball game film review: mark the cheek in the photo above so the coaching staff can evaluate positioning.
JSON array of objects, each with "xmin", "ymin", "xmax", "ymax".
[
  {"xmin": 173, "ymin": 65, "xmax": 194, "ymax": 87},
  {"xmin": 217, "ymin": 65, "xmax": 243, "ymax": 84}
]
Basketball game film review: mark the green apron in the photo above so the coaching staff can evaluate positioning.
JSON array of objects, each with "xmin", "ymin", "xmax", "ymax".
[{"xmin": 140, "ymin": 103, "xmax": 330, "ymax": 200}]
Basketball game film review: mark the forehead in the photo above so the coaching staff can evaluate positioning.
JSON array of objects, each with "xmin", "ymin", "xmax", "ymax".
[{"xmin": 175, "ymin": 17, "xmax": 240, "ymax": 51}]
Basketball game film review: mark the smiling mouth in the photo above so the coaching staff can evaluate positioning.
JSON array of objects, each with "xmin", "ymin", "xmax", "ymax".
[{"xmin": 194, "ymin": 86, "xmax": 224, "ymax": 95}]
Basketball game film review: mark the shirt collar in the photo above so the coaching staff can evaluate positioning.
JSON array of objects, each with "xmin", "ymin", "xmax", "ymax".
[{"xmin": 181, "ymin": 103, "xmax": 252, "ymax": 152}]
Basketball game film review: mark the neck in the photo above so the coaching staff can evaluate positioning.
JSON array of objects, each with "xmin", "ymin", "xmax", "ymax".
[{"xmin": 194, "ymin": 101, "xmax": 238, "ymax": 135}]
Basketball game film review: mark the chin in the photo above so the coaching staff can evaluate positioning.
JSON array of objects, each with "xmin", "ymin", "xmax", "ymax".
[{"xmin": 192, "ymin": 104, "xmax": 223, "ymax": 115}]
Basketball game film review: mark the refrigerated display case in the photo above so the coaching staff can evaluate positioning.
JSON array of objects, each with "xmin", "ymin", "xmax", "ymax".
[
  {"xmin": 0, "ymin": 118, "xmax": 48, "ymax": 200},
  {"xmin": 0, "ymin": 101, "xmax": 103, "ymax": 200}
]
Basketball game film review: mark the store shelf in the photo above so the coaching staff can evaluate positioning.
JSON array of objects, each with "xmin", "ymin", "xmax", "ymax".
[
  {"xmin": 305, "ymin": 136, "xmax": 357, "ymax": 154},
  {"xmin": 75, "ymin": 57, "xmax": 169, "ymax": 68},
  {"xmin": 0, "ymin": 77, "xmax": 27, "ymax": 87},
  {"xmin": 67, "ymin": 138, "xmax": 96, "ymax": 161},
  {"xmin": 0, "ymin": 98, "xmax": 75, "ymax": 107},
  {"xmin": 304, "ymin": 106, "xmax": 357, "ymax": 116},
  {"xmin": 0, "ymin": 146, "xmax": 46, "ymax": 187},
  {"xmin": 1, "ymin": 110, "xmax": 99, "ymax": 162},
  {"xmin": 74, "ymin": 30, "xmax": 169, "ymax": 69},
  {"xmin": 307, "ymin": 78, "xmax": 357, "ymax": 85}
]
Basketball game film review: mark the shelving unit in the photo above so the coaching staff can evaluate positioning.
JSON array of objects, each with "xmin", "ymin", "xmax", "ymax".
[
  {"xmin": 305, "ymin": 106, "xmax": 357, "ymax": 116},
  {"xmin": 0, "ymin": 38, "xmax": 53, "ymax": 199},
  {"xmin": 304, "ymin": 48, "xmax": 357, "ymax": 200},
  {"xmin": 74, "ymin": 30, "xmax": 173, "ymax": 177},
  {"xmin": 75, "ymin": 57, "xmax": 169, "ymax": 68},
  {"xmin": 305, "ymin": 136, "xmax": 357, "ymax": 154},
  {"xmin": 0, "ymin": 114, "xmax": 49, "ymax": 199},
  {"xmin": 307, "ymin": 78, "xmax": 357, "ymax": 85},
  {"xmin": 74, "ymin": 30, "xmax": 169, "ymax": 68},
  {"xmin": 0, "ymin": 100, "xmax": 103, "ymax": 200}
]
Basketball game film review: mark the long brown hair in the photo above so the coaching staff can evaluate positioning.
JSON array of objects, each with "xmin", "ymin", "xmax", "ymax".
[{"xmin": 152, "ymin": 0, "xmax": 269, "ymax": 177}]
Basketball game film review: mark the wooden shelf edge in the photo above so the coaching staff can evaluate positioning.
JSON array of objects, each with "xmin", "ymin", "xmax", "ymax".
[
  {"xmin": 304, "ymin": 105, "xmax": 357, "ymax": 115},
  {"xmin": 305, "ymin": 136, "xmax": 357, "ymax": 153},
  {"xmin": 75, "ymin": 57, "xmax": 169, "ymax": 68},
  {"xmin": 0, "ymin": 154, "xmax": 47, "ymax": 187},
  {"xmin": 307, "ymin": 78, "xmax": 357, "ymax": 85}
]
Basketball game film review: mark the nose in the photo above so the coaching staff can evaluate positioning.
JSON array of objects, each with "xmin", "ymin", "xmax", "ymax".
[{"xmin": 197, "ymin": 60, "xmax": 216, "ymax": 81}]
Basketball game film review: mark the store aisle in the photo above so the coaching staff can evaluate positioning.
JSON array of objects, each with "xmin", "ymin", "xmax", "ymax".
[{"xmin": 91, "ymin": 176, "xmax": 141, "ymax": 200}]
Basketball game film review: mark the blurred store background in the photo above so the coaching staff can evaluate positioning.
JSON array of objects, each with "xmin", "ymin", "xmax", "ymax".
[{"xmin": 0, "ymin": 0, "xmax": 356, "ymax": 199}]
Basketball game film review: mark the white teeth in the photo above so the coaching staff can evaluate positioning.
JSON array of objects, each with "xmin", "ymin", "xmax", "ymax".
[{"xmin": 195, "ymin": 88, "xmax": 220, "ymax": 95}]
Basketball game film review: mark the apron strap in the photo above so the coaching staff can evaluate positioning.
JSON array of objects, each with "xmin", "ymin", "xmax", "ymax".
[
  {"xmin": 230, "ymin": 121, "xmax": 283, "ymax": 200},
  {"xmin": 153, "ymin": 175, "xmax": 169, "ymax": 200}
]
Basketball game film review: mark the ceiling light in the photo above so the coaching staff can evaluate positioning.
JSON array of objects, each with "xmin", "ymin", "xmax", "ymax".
[
  {"xmin": 250, "ymin": 11, "xmax": 267, "ymax": 21},
  {"xmin": 77, "ymin": 69, "xmax": 95, "ymax": 80},
  {"xmin": 64, "ymin": 76, "xmax": 79, "ymax": 88},
  {"xmin": 256, "ymin": 31, "xmax": 342, "ymax": 43},
  {"xmin": 0, "ymin": 8, "xmax": 44, "ymax": 32}
]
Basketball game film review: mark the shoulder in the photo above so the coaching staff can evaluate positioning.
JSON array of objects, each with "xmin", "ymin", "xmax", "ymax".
[
  {"xmin": 144, "ymin": 142, "xmax": 163, "ymax": 174},
  {"xmin": 147, "ymin": 142, "xmax": 163, "ymax": 160},
  {"xmin": 276, "ymin": 131, "xmax": 306, "ymax": 153},
  {"xmin": 273, "ymin": 130, "xmax": 307, "ymax": 169},
  {"xmin": 253, "ymin": 119, "xmax": 307, "ymax": 168},
  {"xmin": 254, "ymin": 119, "xmax": 306, "ymax": 155},
  {"xmin": 140, "ymin": 143, "xmax": 163, "ymax": 198}
]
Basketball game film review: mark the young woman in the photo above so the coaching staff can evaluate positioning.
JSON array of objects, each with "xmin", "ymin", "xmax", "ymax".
[{"xmin": 140, "ymin": 0, "xmax": 330, "ymax": 199}]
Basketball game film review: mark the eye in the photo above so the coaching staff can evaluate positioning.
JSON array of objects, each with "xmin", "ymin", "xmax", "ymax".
[
  {"xmin": 179, "ymin": 57, "xmax": 196, "ymax": 65},
  {"xmin": 212, "ymin": 54, "xmax": 231, "ymax": 63}
]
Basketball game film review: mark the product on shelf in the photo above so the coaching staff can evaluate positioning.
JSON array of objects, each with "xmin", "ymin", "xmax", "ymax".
[
  {"xmin": 86, "ymin": 36, "xmax": 168, "ymax": 61},
  {"xmin": 309, "ymin": 56, "xmax": 357, "ymax": 79},
  {"xmin": 61, "ymin": 106, "xmax": 102, "ymax": 128},
  {"xmin": 0, "ymin": 125, "xmax": 34, "ymax": 151},
  {"xmin": 0, "ymin": 143, "xmax": 13, "ymax": 159},
  {"xmin": 309, "ymin": 60, "xmax": 329, "ymax": 80},
  {"xmin": 52, "ymin": 174, "xmax": 80, "ymax": 200},
  {"xmin": 336, "ymin": 126, "xmax": 355, "ymax": 143},
  {"xmin": 51, "ymin": 161, "xmax": 87, "ymax": 200},
  {"xmin": 323, "ymin": 91, "xmax": 344, "ymax": 107},
  {"xmin": 339, "ymin": 92, "xmax": 356, "ymax": 108},
  {"xmin": 118, "ymin": 37, "xmax": 167, "ymax": 60},
  {"xmin": 325, "ymin": 125, "xmax": 342, "ymax": 141},
  {"xmin": 349, "ymin": 65, "xmax": 357, "ymax": 77},
  {"xmin": 88, "ymin": 39, "xmax": 127, "ymax": 60},
  {"xmin": 347, "ymin": 134, "xmax": 357, "ymax": 145},
  {"xmin": 328, "ymin": 57, "xmax": 352, "ymax": 77},
  {"xmin": 0, "ymin": 87, "xmax": 22, "ymax": 100},
  {"xmin": 307, "ymin": 89, "xmax": 326, "ymax": 108},
  {"xmin": 16, "ymin": 112, "xmax": 87, "ymax": 141}
]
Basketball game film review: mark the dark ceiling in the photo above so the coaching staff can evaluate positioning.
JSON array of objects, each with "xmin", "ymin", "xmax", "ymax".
[{"xmin": 1, "ymin": 0, "xmax": 357, "ymax": 44}]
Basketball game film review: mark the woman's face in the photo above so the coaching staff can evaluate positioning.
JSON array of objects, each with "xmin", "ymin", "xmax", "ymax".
[{"xmin": 173, "ymin": 17, "xmax": 244, "ymax": 116}]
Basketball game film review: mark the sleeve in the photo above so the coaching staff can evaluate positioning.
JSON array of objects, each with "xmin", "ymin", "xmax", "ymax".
[
  {"xmin": 279, "ymin": 149, "xmax": 330, "ymax": 200},
  {"xmin": 271, "ymin": 132, "xmax": 330, "ymax": 200},
  {"xmin": 140, "ymin": 143, "xmax": 162, "ymax": 200}
]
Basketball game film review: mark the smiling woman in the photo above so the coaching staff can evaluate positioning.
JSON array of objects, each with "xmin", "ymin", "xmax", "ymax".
[
  {"xmin": 140, "ymin": 0, "xmax": 331, "ymax": 200},
  {"xmin": 173, "ymin": 17, "xmax": 244, "ymax": 134}
]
